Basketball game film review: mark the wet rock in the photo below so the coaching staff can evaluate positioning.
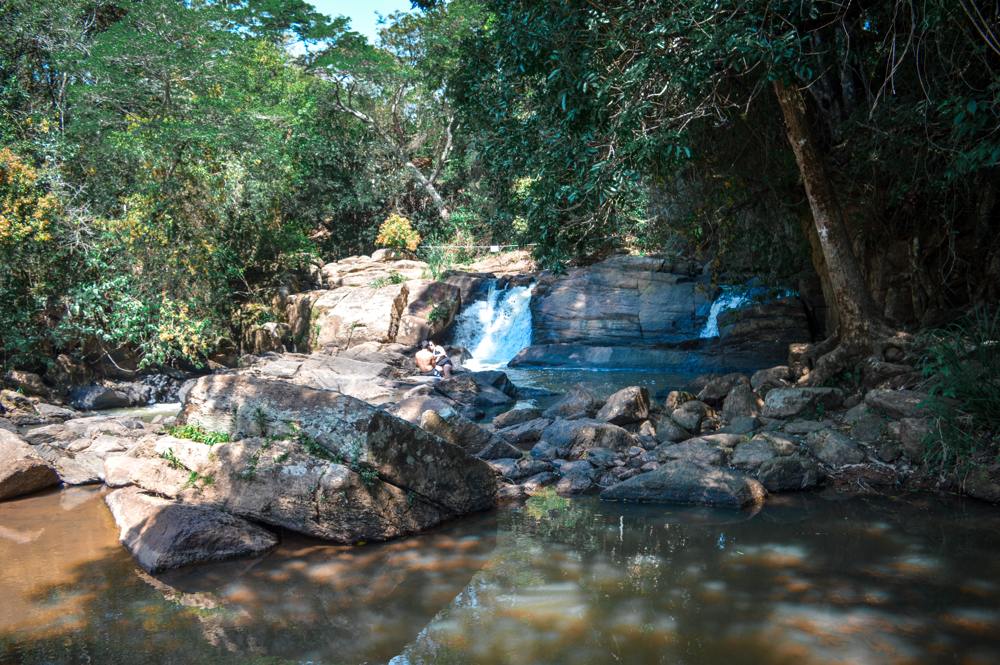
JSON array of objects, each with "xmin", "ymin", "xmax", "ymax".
[
  {"xmin": 105, "ymin": 487, "xmax": 278, "ymax": 573},
  {"xmin": 805, "ymin": 429, "xmax": 865, "ymax": 467},
  {"xmin": 671, "ymin": 400, "xmax": 714, "ymax": 433},
  {"xmin": 540, "ymin": 418, "xmax": 638, "ymax": 458},
  {"xmin": 543, "ymin": 384, "xmax": 602, "ymax": 420},
  {"xmin": 556, "ymin": 471, "xmax": 595, "ymax": 495},
  {"xmin": 696, "ymin": 373, "xmax": 749, "ymax": 407},
  {"xmin": 493, "ymin": 407, "xmax": 543, "ymax": 430},
  {"xmin": 864, "ymin": 389, "xmax": 930, "ymax": 419},
  {"xmin": 68, "ymin": 385, "xmax": 131, "ymax": 411},
  {"xmin": 601, "ymin": 461, "xmax": 766, "ymax": 509},
  {"xmin": 653, "ymin": 417, "xmax": 691, "ymax": 443},
  {"xmin": 721, "ymin": 383, "xmax": 760, "ymax": 421},
  {"xmin": 489, "ymin": 458, "xmax": 552, "ymax": 483},
  {"xmin": 521, "ymin": 471, "xmax": 559, "ymax": 495},
  {"xmin": 750, "ymin": 366, "xmax": 791, "ymax": 395},
  {"xmin": 756, "ymin": 454, "xmax": 821, "ymax": 492},
  {"xmin": 0, "ymin": 430, "xmax": 59, "ymax": 501},
  {"xmin": 596, "ymin": 386, "xmax": 650, "ymax": 425},
  {"xmin": 761, "ymin": 387, "xmax": 844, "ymax": 418},
  {"xmin": 497, "ymin": 418, "xmax": 552, "ymax": 446},
  {"xmin": 497, "ymin": 482, "xmax": 528, "ymax": 502}
]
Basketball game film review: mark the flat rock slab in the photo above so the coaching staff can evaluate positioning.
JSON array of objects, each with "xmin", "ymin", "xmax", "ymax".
[
  {"xmin": 0, "ymin": 430, "xmax": 59, "ymax": 501},
  {"xmin": 105, "ymin": 487, "xmax": 277, "ymax": 573},
  {"xmin": 600, "ymin": 461, "xmax": 766, "ymax": 509},
  {"xmin": 762, "ymin": 387, "xmax": 844, "ymax": 418},
  {"xmin": 864, "ymin": 389, "xmax": 931, "ymax": 419}
]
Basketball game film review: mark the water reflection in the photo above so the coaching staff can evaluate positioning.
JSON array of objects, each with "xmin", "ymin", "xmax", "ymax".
[{"xmin": 2, "ymin": 487, "xmax": 1000, "ymax": 665}]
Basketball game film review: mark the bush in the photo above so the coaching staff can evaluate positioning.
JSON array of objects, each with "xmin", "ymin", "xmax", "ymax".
[
  {"xmin": 375, "ymin": 213, "xmax": 421, "ymax": 251},
  {"xmin": 920, "ymin": 307, "xmax": 1000, "ymax": 470}
]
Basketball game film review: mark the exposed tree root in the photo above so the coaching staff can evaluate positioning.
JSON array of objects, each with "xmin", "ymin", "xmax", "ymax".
[{"xmin": 797, "ymin": 326, "xmax": 913, "ymax": 387}]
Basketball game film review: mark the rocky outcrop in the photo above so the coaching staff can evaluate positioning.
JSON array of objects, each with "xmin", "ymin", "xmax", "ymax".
[
  {"xmin": 601, "ymin": 461, "xmax": 766, "ymax": 509},
  {"xmin": 0, "ymin": 430, "xmax": 59, "ymax": 500},
  {"xmin": 530, "ymin": 255, "xmax": 710, "ymax": 346},
  {"xmin": 105, "ymin": 487, "xmax": 278, "ymax": 573}
]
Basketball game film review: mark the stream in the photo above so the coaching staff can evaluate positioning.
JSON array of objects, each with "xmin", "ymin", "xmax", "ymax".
[{"xmin": 2, "ymin": 487, "xmax": 999, "ymax": 664}]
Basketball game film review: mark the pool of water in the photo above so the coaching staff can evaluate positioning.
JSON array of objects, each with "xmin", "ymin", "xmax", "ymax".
[
  {"xmin": 2, "ymin": 487, "xmax": 999, "ymax": 664},
  {"xmin": 506, "ymin": 367, "xmax": 696, "ymax": 406}
]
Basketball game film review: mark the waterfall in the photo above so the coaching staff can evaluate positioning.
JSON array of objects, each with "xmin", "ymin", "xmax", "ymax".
[
  {"xmin": 699, "ymin": 288, "xmax": 751, "ymax": 338},
  {"xmin": 700, "ymin": 285, "xmax": 798, "ymax": 338},
  {"xmin": 452, "ymin": 281, "xmax": 535, "ymax": 370}
]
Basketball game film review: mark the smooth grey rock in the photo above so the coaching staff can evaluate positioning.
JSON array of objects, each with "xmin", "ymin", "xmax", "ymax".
[
  {"xmin": 0, "ymin": 430, "xmax": 59, "ymax": 500},
  {"xmin": 601, "ymin": 461, "xmax": 766, "ymax": 508},
  {"xmin": 697, "ymin": 373, "xmax": 749, "ymax": 407},
  {"xmin": 596, "ymin": 386, "xmax": 650, "ymax": 425},
  {"xmin": 497, "ymin": 418, "xmax": 552, "ymax": 446},
  {"xmin": 750, "ymin": 366, "xmax": 791, "ymax": 395},
  {"xmin": 730, "ymin": 437, "xmax": 779, "ymax": 471},
  {"xmin": 721, "ymin": 383, "xmax": 760, "ymax": 421},
  {"xmin": 543, "ymin": 384, "xmax": 602, "ymax": 420},
  {"xmin": 864, "ymin": 389, "xmax": 930, "ymax": 419},
  {"xmin": 493, "ymin": 407, "xmax": 543, "ymax": 430},
  {"xmin": 805, "ymin": 429, "xmax": 865, "ymax": 467},
  {"xmin": 653, "ymin": 416, "xmax": 691, "ymax": 443},
  {"xmin": 654, "ymin": 439, "xmax": 727, "ymax": 466},
  {"xmin": 756, "ymin": 454, "xmax": 821, "ymax": 492},
  {"xmin": 68, "ymin": 385, "xmax": 131, "ymax": 411},
  {"xmin": 540, "ymin": 418, "xmax": 638, "ymax": 458},
  {"xmin": 556, "ymin": 471, "xmax": 595, "ymax": 495},
  {"xmin": 671, "ymin": 400, "xmax": 713, "ymax": 433},
  {"xmin": 522, "ymin": 471, "xmax": 559, "ymax": 494},
  {"xmin": 761, "ymin": 387, "xmax": 844, "ymax": 419},
  {"xmin": 105, "ymin": 487, "xmax": 277, "ymax": 573}
]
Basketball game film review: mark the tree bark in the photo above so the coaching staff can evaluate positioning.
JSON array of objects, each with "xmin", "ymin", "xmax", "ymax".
[
  {"xmin": 773, "ymin": 79, "xmax": 882, "ymax": 343},
  {"xmin": 404, "ymin": 159, "xmax": 450, "ymax": 222}
]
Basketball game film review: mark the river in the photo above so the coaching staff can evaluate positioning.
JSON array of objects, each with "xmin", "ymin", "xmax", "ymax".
[{"xmin": 2, "ymin": 486, "xmax": 999, "ymax": 664}]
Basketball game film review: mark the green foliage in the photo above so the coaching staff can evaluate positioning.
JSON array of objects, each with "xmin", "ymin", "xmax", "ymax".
[
  {"xmin": 166, "ymin": 424, "xmax": 230, "ymax": 446},
  {"xmin": 369, "ymin": 271, "xmax": 405, "ymax": 288},
  {"xmin": 159, "ymin": 447, "xmax": 184, "ymax": 470},
  {"xmin": 920, "ymin": 307, "xmax": 1000, "ymax": 471},
  {"xmin": 427, "ymin": 302, "xmax": 451, "ymax": 326}
]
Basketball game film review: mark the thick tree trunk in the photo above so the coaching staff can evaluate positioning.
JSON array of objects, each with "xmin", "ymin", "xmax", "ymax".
[{"xmin": 774, "ymin": 79, "xmax": 883, "ymax": 342}]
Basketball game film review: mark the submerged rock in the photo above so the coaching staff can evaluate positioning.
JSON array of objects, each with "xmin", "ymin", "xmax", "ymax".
[
  {"xmin": 0, "ymin": 430, "xmax": 59, "ymax": 501},
  {"xmin": 600, "ymin": 461, "xmax": 766, "ymax": 509},
  {"xmin": 105, "ymin": 487, "xmax": 277, "ymax": 573}
]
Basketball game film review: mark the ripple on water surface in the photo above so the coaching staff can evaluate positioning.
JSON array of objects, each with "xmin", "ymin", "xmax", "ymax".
[{"xmin": 1, "ymin": 488, "xmax": 1000, "ymax": 664}]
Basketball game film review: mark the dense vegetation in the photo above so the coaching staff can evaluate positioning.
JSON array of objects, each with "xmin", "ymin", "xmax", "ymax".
[{"xmin": 2, "ymin": 0, "xmax": 997, "ymax": 382}]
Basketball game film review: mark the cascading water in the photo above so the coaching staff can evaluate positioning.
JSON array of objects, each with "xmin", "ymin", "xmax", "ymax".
[
  {"xmin": 451, "ymin": 281, "xmax": 535, "ymax": 370},
  {"xmin": 699, "ymin": 286, "xmax": 798, "ymax": 338},
  {"xmin": 699, "ymin": 288, "xmax": 751, "ymax": 338}
]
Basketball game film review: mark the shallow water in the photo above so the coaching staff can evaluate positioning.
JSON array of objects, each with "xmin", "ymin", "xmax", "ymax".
[{"xmin": 2, "ymin": 488, "xmax": 999, "ymax": 665}]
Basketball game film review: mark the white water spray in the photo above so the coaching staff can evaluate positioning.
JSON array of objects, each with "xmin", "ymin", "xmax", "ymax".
[
  {"xmin": 452, "ymin": 281, "xmax": 535, "ymax": 370},
  {"xmin": 699, "ymin": 288, "xmax": 751, "ymax": 338}
]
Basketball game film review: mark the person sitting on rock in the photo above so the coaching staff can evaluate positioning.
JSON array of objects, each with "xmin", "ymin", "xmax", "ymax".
[
  {"xmin": 431, "ymin": 342, "xmax": 453, "ymax": 379},
  {"xmin": 415, "ymin": 340, "xmax": 436, "ymax": 376}
]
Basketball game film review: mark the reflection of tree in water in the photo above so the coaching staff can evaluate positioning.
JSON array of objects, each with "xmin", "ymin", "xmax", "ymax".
[
  {"xmin": 394, "ymin": 493, "xmax": 1000, "ymax": 665},
  {"xmin": 0, "ymin": 502, "xmax": 499, "ymax": 665}
]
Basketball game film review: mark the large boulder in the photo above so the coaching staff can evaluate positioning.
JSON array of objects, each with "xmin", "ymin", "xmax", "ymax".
[
  {"xmin": 309, "ymin": 284, "xmax": 409, "ymax": 349},
  {"xmin": 761, "ymin": 387, "xmax": 844, "ymax": 418},
  {"xmin": 756, "ymin": 454, "xmax": 822, "ymax": 492},
  {"xmin": 864, "ymin": 389, "xmax": 931, "ymax": 419},
  {"xmin": 542, "ymin": 384, "xmax": 602, "ymax": 420},
  {"xmin": 721, "ymin": 383, "xmax": 760, "ymax": 421},
  {"xmin": 805, "ymin": 429, "xmax": 866, "ymax": 467},
  {"xmin": 176, "ymin": 374, "xmax": 495, "ymax": 541},
  {"xmin": 670, "ymin": 400, "xmax": 714, "ymax": 433},
  {"xmin": 496, "ymin": 417, "xmax": 552, "ymax": 446},
  {"xmin": 596, "ymin": 386, "xmax": 650, "ymax": 425},
  {"xmin": 493, "ymin": 406, "xmax": 543, "ymax": 430},
  {"xmin": 4, "ymin": 370, "xmax": 48, "ymax": 397},
  {"xmin": 540, "ymin": 418, "xmax": 638, "ymax": 459},
  {"xmin": 696, "ymin": 373, "xmax": 749, "ymax": 407},
  {"xmin": 0, "ymin": 430, "xmax": 59, "ymax": 500},
  {"xmin": 750, "ymin": 366, "xmax": 792, "ymax": 395},
  {"xmin": 105, "ymin": 487, "xmax": 278, "ymax": 573},
  {"xmin": 418, "ymin": 410, "xmax": 520, "ymax": 460},
  {"xmin": 434, "ymin": 373, "xmax": 516, "ymax": 409},
  {"xmin": 600, "ymin": 461, "xmax": 766, "ymax": 509},
  {"xmin": 67, "ymin": 385, "xmax": 132, "ymax": 411}
]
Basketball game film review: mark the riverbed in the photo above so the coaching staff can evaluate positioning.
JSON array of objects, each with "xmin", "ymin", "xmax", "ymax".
[{"xmin": 2, "ymin": 487, "xmax": 999, "ymax": 664}]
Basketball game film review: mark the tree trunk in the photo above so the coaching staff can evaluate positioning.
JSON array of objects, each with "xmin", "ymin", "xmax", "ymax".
[
  {"xmin": 773, "ymin": 79, "xmax": 882, "ymax": 343},
  {"xmin": 404, "ymin": 160, "xmax": 450, "ymax": 222}
]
